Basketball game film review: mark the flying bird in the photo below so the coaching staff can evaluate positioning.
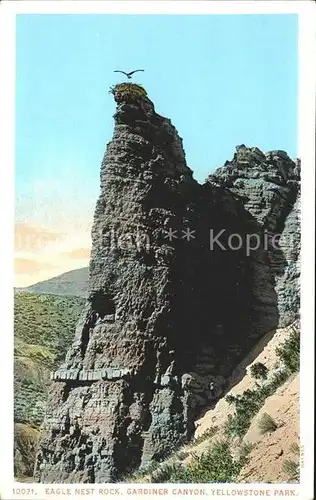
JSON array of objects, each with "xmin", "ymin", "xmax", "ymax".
[{"xmin": 114, "ymin": 69, "xmax": 144, "ymax": 79}]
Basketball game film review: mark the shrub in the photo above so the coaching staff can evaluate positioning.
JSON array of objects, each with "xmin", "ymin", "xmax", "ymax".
[
  {"xmin": 149, "ymin": 441, "xmax": 248, "ymax": 483},
  {"xmin": 258, "ymin": 413, "xmax": 278, "ymax": 434},
  {"xmin": 239, "ymin": 441, "xmax": 256, "ymax": 459},
  {"xmin": 224, "ymin": 369, "xmax": 289, "ymax": 438},
  {"xmin": 224, "ymin": 389, "xmax": 264, "ymax": 438},
  {"xmin": 289, "ymin": 442, "xmax": 300, "ymax": 455},
  {"xmin": 109, "ymin": 83, "xmax": 147, "ymax": 102},
  {"xmin": 189, "ymin": 441, "xmax": 249, "ymax": 483},
  {"xmin": 175, "ymin": 450, "xmax": 189, "ymax": 460},
  {"xmin": 283, "ymin": 459, "xmax": 299, "ymax": 480},
  {"xmin": 122, "ymin": 459, "xmax": 159, "ymax": 483},
  {"xmin": 192, "ymin": 426, "xmax": 218, "ymax": 445},
  {"xmin": 276, "ymin": 325, "xmax": 300, "ymax": 373},
  {"xmin": 250, "ymin": 362, "xmax": 268, "ymax": 380},
  {"xmin": 150, "ymin": 463, "xmax": 187, "ymax": 483},
  {"xmin": 225, "ymin": 394, "xmax": 236, "ymax": 405},
  {"xmin": 268, "ymin": 369, "xmax": 289, "ymax": 390}
]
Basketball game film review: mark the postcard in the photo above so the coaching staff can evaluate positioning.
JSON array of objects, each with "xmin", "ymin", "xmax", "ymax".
[{"xmin": 0, "ymin": 1, "xmax": 315, "ymax": 499}]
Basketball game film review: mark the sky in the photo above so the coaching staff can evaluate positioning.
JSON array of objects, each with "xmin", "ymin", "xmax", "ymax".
[{"xmin": 15, "ymin": 13, "xmax": 298, "ymax": 286}]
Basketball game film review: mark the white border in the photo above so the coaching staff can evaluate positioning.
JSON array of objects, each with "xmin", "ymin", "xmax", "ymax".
[
  {"xmin": 0, "ymin": 1, "xmax": 309, "ymax": 15},
  {"xmin": 0, "ymin": 2, "xmax": 16, "ymax": 498},
  {"xmin": 0, "ymin": 1, "xmax": 315, "ymax": 499},
  {"xmin": 297, "ymin": 6, "xmax": 316, "ymax": 498}
]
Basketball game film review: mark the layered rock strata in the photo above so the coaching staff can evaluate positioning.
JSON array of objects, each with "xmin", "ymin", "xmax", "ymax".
[{"xmin": 34, "ymin": 86, "xmax": 300, "ymax": 483}]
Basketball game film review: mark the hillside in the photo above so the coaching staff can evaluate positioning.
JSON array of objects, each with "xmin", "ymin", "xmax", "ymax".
[
  {"xmin": 237, "ymin": 374, "xmax": 299, "ymax": 482},
  {"xmin": 14, "ymin": 291, "xmax": 85, "ymax": 479},
  {"xmin": 128, "ymin": 323, "xmax": 300, "ymax": 484},
  {"xmin": 16, "ymin": 267, "xmax": 89, "ymax": 298},
  {"xmin": 14, "ymin": 302, "xmax": 300, "ymax": 483}
]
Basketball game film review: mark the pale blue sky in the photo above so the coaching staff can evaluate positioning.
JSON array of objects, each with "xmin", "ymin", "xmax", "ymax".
[{"xmin": 16, "ymin": 13, "xmax": 298, "ymax": 229}]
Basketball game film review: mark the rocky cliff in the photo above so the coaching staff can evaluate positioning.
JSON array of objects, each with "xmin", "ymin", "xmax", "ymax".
[{"xmin": 34, "ymin": 84, "xmax": 300, "ymax": 483}]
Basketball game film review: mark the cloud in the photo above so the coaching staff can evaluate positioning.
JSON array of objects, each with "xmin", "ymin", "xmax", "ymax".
[
  {"xmin": 61, "ymin": 247, "xmax": 91, "ymax": 260},
  {"xmin": 15, "ymin": 223, "xmax": 64, "ymax": 252},
  {"xmin": 14, "ymin": 223, "xmax": 91, "ymax": 287},
  {"xmin": 14, "ymin": 258, "xmax": 56, "ymax": 275}
]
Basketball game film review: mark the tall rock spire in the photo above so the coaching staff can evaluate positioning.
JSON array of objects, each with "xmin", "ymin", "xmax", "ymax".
[
  {"xmin": 34, "ymin": 85, "xmax": 300, "ymax": 483},
  {"xmin": 34, "ymin": 84, "xmax": 204, "ymax": 482}
]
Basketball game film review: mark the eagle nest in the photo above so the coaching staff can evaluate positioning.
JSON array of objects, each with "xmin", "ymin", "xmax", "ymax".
[{"xmin": 109, "ymin": 83, "xmax": 147, "ymax": 102}]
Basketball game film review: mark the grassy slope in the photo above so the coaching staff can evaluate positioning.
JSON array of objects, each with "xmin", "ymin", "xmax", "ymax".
[
  {"xmin": 14, "ymin": 291, "xmax": 84, "ymax": 479},
  {"xmin": 14, "ymin": 292, "xmax": 85, "ymax": 427}
]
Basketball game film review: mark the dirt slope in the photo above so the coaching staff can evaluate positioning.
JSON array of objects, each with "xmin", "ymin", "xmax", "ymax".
[
  {"xmin": 237, "ymin": 374, "xmax": 299, "ymax": 483},
  {"xmin": 131, "ymin": 324, "xmax": 300, "ymax": 483}
]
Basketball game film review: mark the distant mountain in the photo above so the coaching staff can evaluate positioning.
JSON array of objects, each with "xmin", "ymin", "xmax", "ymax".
[{"xmin": 16, "ymin": 267, "xmax": 89, "ymax": 298}]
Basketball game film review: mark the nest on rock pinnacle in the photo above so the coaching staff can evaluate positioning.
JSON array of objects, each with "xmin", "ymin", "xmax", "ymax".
[{"xmin": 109, "ymin": 82, "xmax": 148, "ymax": 102}]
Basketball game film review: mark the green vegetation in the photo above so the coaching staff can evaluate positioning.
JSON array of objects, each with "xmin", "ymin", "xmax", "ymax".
[
  {"xmin": 283, "ymin": 442, "xmax": 300, "ymax": 480},
  {"xmin": 109, "ymin": 83, "xmax": 147, "ymax": 102},
  {"xmin": 258, "ymin": 413, "xmax": 278, "ymax": 434},
  {"xmin": 289, "ymin": 442, "xmax": 300, "ymax": 455},
  {"xmin": 14, "ymin": 292, "xmax": 84, "ymax": 426},
  {"xmin": 122, "ymin": 459, "xmax": 161, "ymax": 483},
  {"xmin": 224, "ymin": 369, "xmax": 288, "ymax": 438},
  {"xmin": 225, "ymin": 327, "xmax": 300, "ymax": 439},
  {"xmin": 14, "ymin": 291, "xmax": 84, "ymax": 480},
  {"xmin": 174, "ymin": 450, "xmax": 190, "ymax": 461},
  {"xmin": 148, "ymin": 441, "xmax": 249, "ymax": 483},
  {"xmin": 239, "ymin": 441, "xmax": 256, "ymax": 459},
  {"xmin": 276, "ymin": 325, "xmax": 300, "ymax": 373},
  {"xmin": 127, "ymin": 427, "xmax": 219, "ymax": 480},
  {"xmin": 191, "ymin": 426, "xmax": 218, "ymax": 445},
  {"xmin": 14, "ymin": 291, "xmax": 84, "ymax": 362},
  {"xmin": 282, "ymin": 459, "xmax": 299, "ymax": 480},
  {"xmin": 128, "ymin": 324, "xmax": 300, "ymax": 484},
  {"xmin": 250, "ymin": 362, "xmax": 268, "ymax": 380},
  {"xmin": 150, "ymin": 463, "xmax": 186, "ymax": 483}
]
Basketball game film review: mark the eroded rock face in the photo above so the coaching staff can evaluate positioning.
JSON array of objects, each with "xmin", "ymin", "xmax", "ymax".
[
  {"xmin": 34, "ymin": 91, "xmax": 300, "ymax": 483},
  {"xmin": 208, "ymin": 145, "xmax": 300, "ymax": 330}
]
